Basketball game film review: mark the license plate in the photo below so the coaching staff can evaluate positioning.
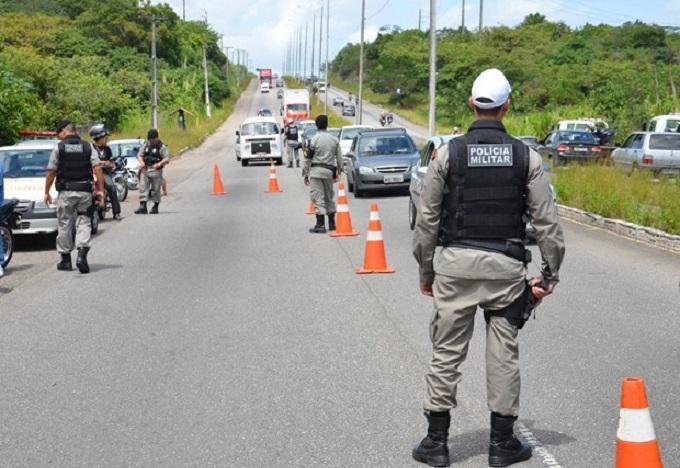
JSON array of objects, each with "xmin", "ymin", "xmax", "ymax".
[
  {"xmin": 257, "ymin": 152, "xmax": 266, "ymax": 157},
  {"xmin": 384, "ymin": 174, "xmax": 404, "ymax": 184},
  {"xmin": 574, "ymin": 147, "xmax": 588, "ymax": 152}
]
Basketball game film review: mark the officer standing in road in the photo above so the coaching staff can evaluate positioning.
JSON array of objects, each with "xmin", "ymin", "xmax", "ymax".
[
  {"xmin": 303, "ymin": 115, "xmax": 343, "ymax": 234},
  {"xmin": 44, "ymin": 121, "xmax": 104, "ymax": 274},
  {"xmin": 89, "ymin": 124, "xmax": 122, "ymax": 220},
  {"xmin": 135, "ymin": 129, "xmax": 169, "ymax": 215},
  {"xmin": 412, "ymin": 69, "xmax": 565, "ymax": 468},
  {"xmin": 0, "ymin": 152, "xmax": 5, "ymax": 278},
  {"xmin": 283, "ymin": 120, "xmax": 301, "ymax": 168}
]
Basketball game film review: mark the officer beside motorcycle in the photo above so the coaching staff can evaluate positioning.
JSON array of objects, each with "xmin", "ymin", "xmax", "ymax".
[
  {"xmin": 44, "ymin": 120, "xmax": 104, "ymax": 274},
  {"xmin": 0, "ymin": 153, "xmax": 4, "ymax": 278},
  {"xmin": 283, "ymin": 120, "xmax": 301, "ymax": 168},
  {"xmin": 135, "ymin": 129, "xmax": 169, "ymax": 215},
  {"xmin": 303, "ymin": 115, "xmax": 343, "ymax": 233},
  {"xmin": 412, "ymin": 69, "xmax": 566, "ymax": 468},
  {"xmin": 89, "ymin": 124, "xmax": 122, "ymax": 220}
]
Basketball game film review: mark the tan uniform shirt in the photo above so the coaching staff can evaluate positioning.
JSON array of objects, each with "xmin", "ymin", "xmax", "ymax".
[
  {"xmin": 303, "ymin": 131, "xmax": 343, "ymax": 180},
  {"xmin": 413, "ymin": 141, "xmax": 565, "ymax": 285}
]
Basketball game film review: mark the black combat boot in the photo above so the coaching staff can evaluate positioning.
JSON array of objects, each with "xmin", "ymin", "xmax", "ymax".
[
  {"xmin": 328, "ymin": 212, "xmax": 336, "ymax": 231},
  {"xmin": 57, "ymin": 253, "xmax": 72, "ymax": 271},
  {"xmin": 287, "ymin": 162, "xmax": 293, "ymax": 168},
  {"xmin": 135, "ymin": 202, "xmax": 148, "ymax": 214},
  {"xmin": 488, "ymin": 413, "xmax": 532, "ymax": 467},
  {"xmin": 76, "ymin": 247, "xmax": 90, "ymax": 274},
  {"xmin": 412, "ymin": 411, "xmax": 451, "ymax": 467},
  {"xmin": 150, "ymin": 203, "xmax": 159, "ymax": 214},
  {"xmin": 296, "ymin": 160, "xmax": 300, "ymax": 168},
  {"xmin": 309, "ymin": 214, "xmax": 326, "ymax": 233}
]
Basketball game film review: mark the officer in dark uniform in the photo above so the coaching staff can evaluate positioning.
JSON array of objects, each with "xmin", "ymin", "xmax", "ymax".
[
  {"xmin": 283, "ymin": 120, "xmax": 301, "ymax": 168},
  {"xmin": 89, "ymin": 124, "xmax": 122, "ymax": 220},
  {"xmin": 44, "ymin": 120, "xmax": 104, "ymax": 273},
  {"xmin": 135, "ymin": 129, "xmax": 169, "ymax": 214},
  {"xmin": 412, "ymin": 69, "xmax": 566, "ymax": 467}
]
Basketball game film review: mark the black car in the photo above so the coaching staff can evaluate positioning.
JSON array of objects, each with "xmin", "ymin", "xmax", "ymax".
[
  {"xmin": 538, "ymin": 130, "xmax": 601, "ymax": 166},
  {"xmin": 342, "ymin": 104, "xmax": 356, "ymax": 117}
]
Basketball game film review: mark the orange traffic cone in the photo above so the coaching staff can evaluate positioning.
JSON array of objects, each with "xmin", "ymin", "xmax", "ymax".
[
  {"xmin": 211, "ymin": 163, "xmax": 227, "ymax": 195},
  {"xmin": 615, "ymin": 377, "xmax": 663, "ymax": 468},
  {"xmin": 306, "ymin": 200, "xmax": 315, "ymax": 215},
  {"xmin": 265, "ymin": 161, "xmax": 281, "ymax": 193},
  {"xmin": 356, "ymin": 203, "xmax": 395, "ymax": 274},
  {"xmin": 330, "ymin": 183, "xmax": 359, "ymax": 237}
]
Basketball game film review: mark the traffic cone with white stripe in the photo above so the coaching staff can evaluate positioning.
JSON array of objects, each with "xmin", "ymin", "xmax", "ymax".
[
  {"xmin": 330, "ymin": 183, "xmax": 359, "ymax": 237},
  {"xmin": 356, "ymin": 203, "xmax": 395, "ymax": 274},
  {"xmin": 615, "ymin": 377, "xmax": 663, "ymax": 468},
  {"xmin": 265, "ymin": 160, "xmax": 281, "ymax": 193}
]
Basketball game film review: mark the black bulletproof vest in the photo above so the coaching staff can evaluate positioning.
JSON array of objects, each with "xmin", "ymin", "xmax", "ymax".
[
  {"xmin": 56, "ymin": 136, "xmax": 93, "ymax": 191},
  {"xmin": 439, "ymin": 121, "xmax": 529, "ymax": 243},
  {"xmin": 94, "ymin": 145, "xmax": 113, "ymax": 174},
  {"xmin": 143, "ymin": 141, "xmax": 164, "ymax": 166},
  {"xmin": 286, "ymin": 126, "xmax": 299, "ymax": 140}
]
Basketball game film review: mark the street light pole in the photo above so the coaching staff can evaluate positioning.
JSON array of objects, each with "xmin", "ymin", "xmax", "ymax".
[
  {"xmin": 462, "ymin": 0, "xmax": 466, "ymax": 30},
  {"xmin": 150, "ymin": 13, "xmax": 158, "ymax": 129},
  {"xmin": 304, "ymin": 21, "xmax": 308, "ymax": 81},
  {"xmin": 203, "ymin": 45, "xmax": 212, "ymax": 117},
  {"xmin": 428, "ymin": 0, "xmax": 437, "ymax": 136},
  {"xmin": 324, "ymin": 0, "xmax": 329, "ymax": 113},
  {"xmin": 479, "ymin": 0, "xmax": 483, "ymax": 34},
  {"xmin": 357, "ymin": 0, "xmax": 366, "ymax": 125},
  {"xmin": 311, "ymin": 12, "xmax": 316, "ymax": 83},
  {"xmin": 318, "ymin": 5, "xmax": 323, "ymax": 83},
  {"xmin": 182, "ymin": 0, "xmax": 185, "ymax": 20}
]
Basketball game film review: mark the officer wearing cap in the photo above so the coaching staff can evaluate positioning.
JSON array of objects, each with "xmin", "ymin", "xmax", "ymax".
[
  {"xmin": 89, "ymin": 124, "xmax": 122, "ymax": 220},
  {"xmin": 283, "ymin": 120, "xmax": 301, "ymax": 168},
  {"xmin": 44, "ymin": 120, "xmax": 104, "ymax": 274},
  {"xmin": 303, "ymin": 114, "xmax": 343, "ymax": 233},
  {"xmin": 412, "ymin": 69, "xmax": 565, "ymax": 467},
  {"xmin": 135, "ymin": 129, "xmax": 169, "ymax": 215}
]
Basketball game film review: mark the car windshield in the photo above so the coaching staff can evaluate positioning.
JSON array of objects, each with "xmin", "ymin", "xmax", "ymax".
[
  {"xmin": 241, "ymin": 122, "xmax": 279, "ymax": 136},
  {"xmin": 557, "ymin": 131, "xmax": 595, "ymax": 143},
  {"xmin": 358, "ymin": 134, "xmax": 416, "ymax": 156},
  {"xmin": 110, "ymin": 142, "xmax": 142, "ymax": 158},
  {"xmin": 565, "ymin": 123, "xmax": 591, "ymax": 131},
  {"xmin": 344, "ymin": 105, "xmax": 355, "ymax": 111},
  {"xmin": 1, "ymin": 149, "xmax": 51, "ymax": 178},
  {"xmin": 341, "ymin": 127, "xmax": 371, "ymax": 140},
  {"xmin": 287, "ymin": 104, "xmax": 307, "ymax": 112},
  {"xmin": 328, "ymin": 129, "xmax": 340, "ymax": 138},
  {"xmin": 649, "ymin": 134, "xmax": 680, "ymax": 150},
  {"xmin": 304, "ymin": 128, "xmax": 318, "ymax": 138}
]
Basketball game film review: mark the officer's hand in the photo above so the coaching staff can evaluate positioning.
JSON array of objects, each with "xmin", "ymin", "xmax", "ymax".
[
  {"xmin": 44, "ymin": 193, "xmax": 52, "ymax": 206},
  {"xmin": 529, "ymin": 276, "xmax": 555, "ymax": 300},
  {"xmin": 304, "ymin": 177, "xmax": 310, "ymax": 186},
  {"xmin": 420, "ymin": 282, "xmax": 434, "ymax": 297},
  {"xmin": 95, "ymin": 191, "xmax": 105, "ymax": 206}
]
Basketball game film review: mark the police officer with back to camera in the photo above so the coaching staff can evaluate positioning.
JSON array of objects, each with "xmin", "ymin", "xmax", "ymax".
[
  {"xmin": 135, "ymin": 129, "xmax": 169, "ymax": 215},
  {"xmin": 303, "ymin": 114, "xmax": 343, "ymax": 233},
  {"xmin": 412, "ymin": 69, "xmax": 565, "ymax": 468},
  {"xmin": 44, "ymin": 120, "xmax": 104, "ymax": 274},
  {"xmin": 89, "ymin": 124, "xmax": 122, "ymax": 220},
  {"xmin": 283, "ymin": 120, "xmax": 301, "ymax": 168}
]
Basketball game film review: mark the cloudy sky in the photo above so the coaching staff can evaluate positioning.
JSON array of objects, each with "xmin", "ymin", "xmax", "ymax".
[{"xmin": 157, "ymin": 0, "xmax": 680, "ymax": 73}]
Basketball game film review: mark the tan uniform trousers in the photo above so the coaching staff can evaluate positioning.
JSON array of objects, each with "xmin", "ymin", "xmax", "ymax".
[
  {"xmin": 309, "ymin": 177, "xmax": 336, "ymax": 216},
  {"xmin": 425, "ymin": 275, "xmax": 525, "ymax": 417},
  {"xmin": 139, "ymin": 169, "xmax": 163, "ymax": 204},
  {"xmin": 286, "ymin": 142, "xmax": 300, "ymax": 165},
  {"xmin": 56, "ymin": 191, "xmax": 93, "ymax": 254}
]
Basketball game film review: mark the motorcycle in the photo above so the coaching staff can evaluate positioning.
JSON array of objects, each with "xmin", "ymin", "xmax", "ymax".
[
  {"xmin": 112, "ymin": 157, "xmax": 129, "ymax": 201},
  {"xmin": 0, "ymin": 199, "xmax": 21, "ymax": 269},
  {"xmin": 380, "ymin": 113, "xmax": 394, "ymax": 127}
]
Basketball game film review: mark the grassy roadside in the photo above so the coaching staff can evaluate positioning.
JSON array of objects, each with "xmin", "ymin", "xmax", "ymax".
[
  {"xmin": 112, "ymin": 78, "xmax": 252, "ymax": 156},
  {"xmin": 283, "ymin": 76, "xmax": 351, "ymax": 128}
]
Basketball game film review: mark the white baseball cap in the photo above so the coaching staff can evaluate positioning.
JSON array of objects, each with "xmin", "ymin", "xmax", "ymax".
[{"xmin": 471, "ymin": 68, "xmax": 511, "ymax": 109}]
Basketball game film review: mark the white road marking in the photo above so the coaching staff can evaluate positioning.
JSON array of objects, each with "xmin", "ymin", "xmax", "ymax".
[{"xmin": 516, "ymin": 422, "xmax": 564, "ymax": 467}]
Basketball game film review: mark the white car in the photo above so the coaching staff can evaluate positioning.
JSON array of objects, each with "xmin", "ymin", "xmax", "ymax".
[
  {"xmin": 338, "ymin": 125, "xmax": 373, "ymax": 156},
  {"xmin": 236, "ymin": 117, "xmax": 283, "ymax": 166},
  {"xmin": 109, "ymin": 138, "xmax": 144, "ymax": 172},
  {"xmin": 643, "ymin": 113, "xmax": 680, "ymax": 133},
  {"xmin": 0, "ymin": 142, "xmax": 59, "ymax": 235},
  {"xmin": 260, "ymin": 82, "xmax": 270, "ymax": 93}
]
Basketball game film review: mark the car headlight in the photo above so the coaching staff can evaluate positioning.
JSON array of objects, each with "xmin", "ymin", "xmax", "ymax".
[{"xmin": 358, "ymin": 166, "xmax": 375, "ymax": 175}]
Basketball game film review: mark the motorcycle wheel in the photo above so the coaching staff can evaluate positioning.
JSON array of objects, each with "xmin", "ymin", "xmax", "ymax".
[
  {"xmin": 115, "ymin": 178, "xmax": 128, "ymax": 202},
  {"xmin": 97, "ymin": 206, "xmax": 106, "ymax": 221},
  {"xmin": 0, "ymin": 224, "xmax": 14, "ymax": 268}
]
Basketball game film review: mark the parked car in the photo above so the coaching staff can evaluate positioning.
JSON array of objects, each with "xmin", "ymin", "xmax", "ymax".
[
  {"xmin": 643, "ymin": 113, "xmax": 680, "ymax": 133},
  {"xmin": 109, "ymin": 138, "xmax": 144, "ymax": 173},
  {"xmin": 338, "ymin": 125, "xmax": 373, "ymax": 156},
  {"xmin": 0, "ymin": 143, "xmax": 58, "ymax": 235},
  {"xmin": 258, "ymin": 108, "xmax": 273, "ymax": 117},
  {"xmin": 342, "ymin": 104, "xmax": 356, "ymax": 117},
  {"xmin": 612, "ymin": 132, "xmax": 680, "ymax": 176},
  {"xmin": 518, "ymin": 136, "xmax": 540, "ymax": 150},
  {"xmin": 344, "ymin": 128, "xmax": 418, "ymax": 198},
  {"xmin": 236, "ymin": 117, "xmax": 283, "ymax": 166},
  {"xmin": 333, "ymin": 97, "xmax": 344, "ymax": 106},
  {"xmin": 538, "ymin": 130, "xmax": 601, "ymax": 166}
]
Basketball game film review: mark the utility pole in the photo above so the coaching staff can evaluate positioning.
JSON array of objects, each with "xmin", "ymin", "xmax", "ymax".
[
  {"xmin": 235, "ymin": 49, "xmax": 241, "ymax": 88},
  {"xmin": 182, "ymin": 0, "xmax": 186, "ymax": 20},
  {"xmin": 324, "ymin": 0, "xmax": 329, "ymax": 112},
  {"xmin": 418, "ymin": 8, "xmax": 422, "ymax": 31},
  {"xmin": 304, "ymin": 21, "xmax": 308, "ymax": 81},
  {"xmin": 479, "ymin": 0, "xmax": 483, "ymax": 35},
  {"xmin": 224, "ymin": 46, "xmax": 232, "ymax": 81},
  {"xmin": 358, "ymin": 0, "xmax": 366, "ymax": 124},
  {"xmin": 318, "ymin": 5, "xmax": 323, "ymax": 83},
  {"xmin": 150, "ymin": 14, "xmax": 158, "ymax": 129},
  {"xmin": 203, "ymin": 45, "xmax": 211, "ymax": 117},
  {"xmin": 311, "ymin": 13, "xmax": 316, "ymax": 83},
  {"xmin": 461, "ymin": 0, "xmax": 465, "ymax": 30},
  {"xmin": 428, "ymin": 0, "xmax": 437, "ymax": 136}
]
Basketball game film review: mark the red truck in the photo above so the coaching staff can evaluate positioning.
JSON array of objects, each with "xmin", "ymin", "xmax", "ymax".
[{"xmin": 259, "ymin": 68, "xmax": 273, "ymax": 87}]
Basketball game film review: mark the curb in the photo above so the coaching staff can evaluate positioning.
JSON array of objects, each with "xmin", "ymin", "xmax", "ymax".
[{"xmin": 558, "ymin": 204, "xmax": 680, "ymax": 254}]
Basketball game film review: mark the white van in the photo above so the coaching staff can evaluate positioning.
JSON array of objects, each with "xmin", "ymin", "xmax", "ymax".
[
  {"xmin": 643, "ymin": 114, "xmax": 680, "ymax": 133},
  {"xmin": 555, "ymin": 119, "xmax": 609, "ymax": 132},
  {"xmin": 260, "ymin": 82, "xmax": 270, "ymax": 93},
  {"xmin": 235, "ymin": 117, "xmax": 283, "ymax": 166},
  {"xmin": 0, "ymin": 142, "xmax": 59, "ymax": 235}
]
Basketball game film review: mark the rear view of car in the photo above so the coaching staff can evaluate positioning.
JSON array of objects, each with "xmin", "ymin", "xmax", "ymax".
[
  {"xmin": 612, "ymin": 132, "xmax": 680, "ymax": 175},
  {"xmin": 338, "ymin": 125, "xmax": 373, "ymax": 156},
  {"xmin": 541, "ymin": 131, "xmax": 601, "ymax": 166}
]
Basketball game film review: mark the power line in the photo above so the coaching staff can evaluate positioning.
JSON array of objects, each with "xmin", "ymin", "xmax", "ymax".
[{"xmin": 367, "ymin": 0, "xmax": 392, "ymax": 20}]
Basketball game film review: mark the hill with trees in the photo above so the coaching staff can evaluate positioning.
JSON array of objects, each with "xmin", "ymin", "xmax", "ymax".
[
  {"xmin": 0, "ymin": 0, "xmax": 241, "ymax": 145},
  {"xmin": 331, "ymin": 16, "xmax": 680, "ymax": 138}
]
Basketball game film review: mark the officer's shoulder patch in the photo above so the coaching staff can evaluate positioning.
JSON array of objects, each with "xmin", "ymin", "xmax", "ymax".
[
  {"xmin": 64, "ymin": 144, "xmax": 83, "ymax": 153},
  {"xmin": 467, "ymin": 144, "xmax": 513, "ymax": 167}
]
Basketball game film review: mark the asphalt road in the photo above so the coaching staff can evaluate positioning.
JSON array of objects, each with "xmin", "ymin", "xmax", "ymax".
[{"xmin": 1, "ymin": 81, "xmax": 679, "ymax": 467}]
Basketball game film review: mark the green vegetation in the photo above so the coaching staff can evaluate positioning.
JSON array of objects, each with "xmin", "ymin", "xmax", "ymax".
[
  {"xmin": 282, "ymin": 76, "xmax": 351, "ymax": 127},
  {"xmin": 331, "ymin": 19, "xmax": 680, "ymax": 138},
  {"xmin": 0, "ymin": 0, "xmax": 248, "ymax": 146}
]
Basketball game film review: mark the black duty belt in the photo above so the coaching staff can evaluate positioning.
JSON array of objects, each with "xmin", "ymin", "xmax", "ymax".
[
  {"xmin": 447, "ymin": 239, "xmax": 531, "ymax": 264},
  {"xmin": 58, "ymin": 181, "xmax": 93, "ymax": 193},
  {"xmin": 311, "ymin": 163, "xmax": 337, "ymax": 171}
]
